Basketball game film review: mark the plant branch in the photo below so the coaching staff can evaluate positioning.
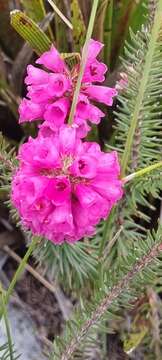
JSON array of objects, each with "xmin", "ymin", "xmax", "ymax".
[
  {"xmin": 123, "ymin": 161, "xmax": 162, "ymax": 183},
  {"xmin": 68, "ymin": 0, "xmax": 99, "ymax": 125},
  {"xmin": 121, "ymin": 0, "xmax": 162, "ymax": 176},
  {"xmin": 59, "ymin": 242, "xmax": 162, "ymax": 360},
  {"xmin": 0, "ymin": 152, "xmax": 14, "ymax": 172}
]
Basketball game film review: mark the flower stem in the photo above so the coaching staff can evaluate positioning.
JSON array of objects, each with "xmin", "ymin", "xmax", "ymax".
[
  {"xmin": 68, "ymin": 0, "xmax": 99, "ymax": 125},
  {"xmin": 0, "ymin": 236, "xmax": 39, "ymax": 319},
  {"xmin": 123, "ymin": 161, "xmax": 162, "ymax": 183}
]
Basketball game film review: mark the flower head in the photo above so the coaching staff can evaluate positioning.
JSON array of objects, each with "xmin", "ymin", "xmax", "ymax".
[
  {"xmin": 11, "ymin": 126, "xmax": 123, "ymax": 244},
  {"xmin": 19, "ymin": 39, "xmax": 117, "ymax": 137}
]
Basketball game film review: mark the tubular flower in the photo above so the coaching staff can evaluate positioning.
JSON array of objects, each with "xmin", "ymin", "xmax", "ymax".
[
  {"xmin": 19, "ymin": 39, "xmax": 117, "ymax": 137},
  {"xmin": 11, "ymin": 126, "xmax": 123, "ymax": 244}
]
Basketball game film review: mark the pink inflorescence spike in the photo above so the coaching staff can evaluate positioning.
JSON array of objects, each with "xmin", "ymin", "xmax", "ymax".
[
  {"xmin": 11, "ymin": 126, "xmax": 123, "ymax": 244},
  {"xmin": 19, "ymin": 39, "xmax": 117, "ymax": 138}
]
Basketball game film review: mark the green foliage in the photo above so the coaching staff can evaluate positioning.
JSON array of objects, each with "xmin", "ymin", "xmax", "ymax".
[
  {"xmin": 119, "ymin": 0, "xmax": 162, "ymax": 175},
  {"xmin": 0, "ymin": 290, "xmax": 20, "ymax": 360},
  {"xmin": 10, "ymin": 10, "xmax": 52, "ymax": 55},
  {"xmin": 20, "ymin": 0, "xmax": 46, "ymax": 22},
  {"xmin": 111, "ymin": 0, "xmax": 147, "ymax": 68},
  {"xmin": 102, "ymin": 0, "xmax": 162, "ymax": 266},
  {"xmin": 34, "ymin": 239, "xmax": 98, "ymax": 289},
  {"xmin": 71, "ymin": 0, "xmax": 86, "ymax": 50},
  {"xmin": 103, "ymin": 0, "xmax": 113, "ymax": 66},
  {"xmin": 0, "ymin": 54, "xmax": 19, "ymax": 118},
  {"xmin": 0, "ymin": 133, "xmax": 16, "ymax": 194},
  {"xmin": 50, "ymin": 227, "xmax": 162, "ymax": 359},
  {"xmin": 0, "ymin": 343, "xmax": 20, "ymax": 360}
]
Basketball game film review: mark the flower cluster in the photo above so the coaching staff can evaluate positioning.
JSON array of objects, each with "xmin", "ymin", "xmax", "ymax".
[
  {"xmin": 19, "ymin": 39, "xmax": 117, "ymax": 137},
  {"xmin": 11, "ymin": 39, "xmax": 123, "ymax": 244},
  {"xmin": 11, "ymin": 126, "xmax": 123, "ymax": 244}
]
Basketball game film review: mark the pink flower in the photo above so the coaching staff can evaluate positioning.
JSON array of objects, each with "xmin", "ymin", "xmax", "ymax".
[
  {"xmin": 25, "ymin": 65, "xmax": 49, "ymax": 85},
  {"xmin": 76, "ymin": 95, "xmax": 105, "ymax": 124},
  {"xmin": 19, "ymin": 39, "xmax": 117, "ymax": 137},
  {"xmin": 44, "ymin": 98, "xmax": 70, "ymax": 130},
  {"xmin": 83, "ymin": 85, "xmax": 118, "ymax": 106},
  {"xmin": 11, "ymin": 126, "xmax": 123, "ymax": 244},
  {"xmin": 19, "ymin": 99, "xmax": 45, "ymax": 123},
  {"xmin": 36, "ymin": 45, "xmax": 67, "ymax": 73}
]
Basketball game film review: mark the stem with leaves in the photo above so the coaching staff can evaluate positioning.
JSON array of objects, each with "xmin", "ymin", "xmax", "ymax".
[
  {"xmin": 68, "ymin": 0, "xmax": 99, "ymax": 125},
  {"xmin": 59, "ymin": 242, "xmax": 162, "ymax": 360},
  {"xmin": 98, "ymin": 160, "xmax": 162, "ymax": 262},
  {"xmin": 121, "ymin": 0, "xmax": 162, "ymax": 177}
]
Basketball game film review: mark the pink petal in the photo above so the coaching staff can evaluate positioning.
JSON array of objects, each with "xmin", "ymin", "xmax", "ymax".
[
  {"xmin": 74, "ymin": 183, "xmax": 97, "ymax": 207},
  {"xmin": 83, "ymin": 141, "xmax": 101, "ymax": 155},
  {"xmin": 70, "ymin": 155, "xmax": 97, "ymax": 178},
  {"xmin": 72, "ymin": 198, "xmax": 90, "ymax": 228},
  {"xmin": 76, "ymin": 96, "xmax": 89, "ymax": 119},
  {"xmin": 25, "ymin": 65, "xmax": 49, "ymax": 85},
  {"xmin": 91, "ymin": 178, "xmax": 123, "ymax": 203},
  {"xmin": 83, "ymin": 59, "xmax": 107, "ymax": 83},
  {"xmin": 44, "ymin": 98, "xmax": 70, "ymax": 129},
  {"xmin": 58, "ymin": 125, "xmax": 77, "ymax": 155},
  {"xmin": 36, "ymin": 45, "xmax": 67, "ymax": 73},
  {"xmin": 27, "ymin": 84, "xmax": 52, "ymax": 103},
  {"xmin": 50, "ymin": 203, "xmax": 73, "ymax": 225},
  {"xmin": 73, "ymin": 117, "xmax": 91, "ymax": 138},
  {"xmin": 19, "ymin": 98, "xmax": 45, "ymax": 123},
  {"xmin": 38, "ymin": 122, "xmax": 57, "ymax": 138},
  {"xmin": 97, "ymin": 151, "xmax": 121, "ymax": 175},
  {"xmin": 83, "ymin": 85, "xmax": 118, "ymax": 106},
  {"xmin": 89, "ymin": 195, "xmax": 111, "ymax": 221},
  {"xmin": 87, "ymin": 39, "xmax": 104, "ymax": 59},
  {"xmin": 86, "ymin": 103, "xmax": 105, "ymax": 124},
  {"xmin": 76, "ymin": 97, "xmax": 104, "ymax": 124},
  {"xmin": 48, "ymin": 73, "xmax": 71, "ymax": 97},
  {"xmin": 45, "ymin": 176, "xmax": 71, "ymax": 205},
  {"xmin": 19, "ymin": 136, "xmax": 60, "ymax": 170}
]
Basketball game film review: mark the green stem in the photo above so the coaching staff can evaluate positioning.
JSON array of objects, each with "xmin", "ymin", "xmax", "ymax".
[
  {"xmin": 123, "ymin": 161, "xmax": 162, "ymax": 183},
  {"xmin": 68, "ymin": 0, "xmax": 99, "ymax": 125},
  {"xmin": 121, "ymin": 0, "xmax": 162, "ymax": 177},
  {"xmin": 1, "ymin": 236, "xmax": 39, "ymax": 317},
  {"xmin": 104, "ymin": 0, "xmax": 113, "ymax": 67},
  {"xmin": 1, "ymin": 292, "xmax": 14, "ymax": 360}
]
